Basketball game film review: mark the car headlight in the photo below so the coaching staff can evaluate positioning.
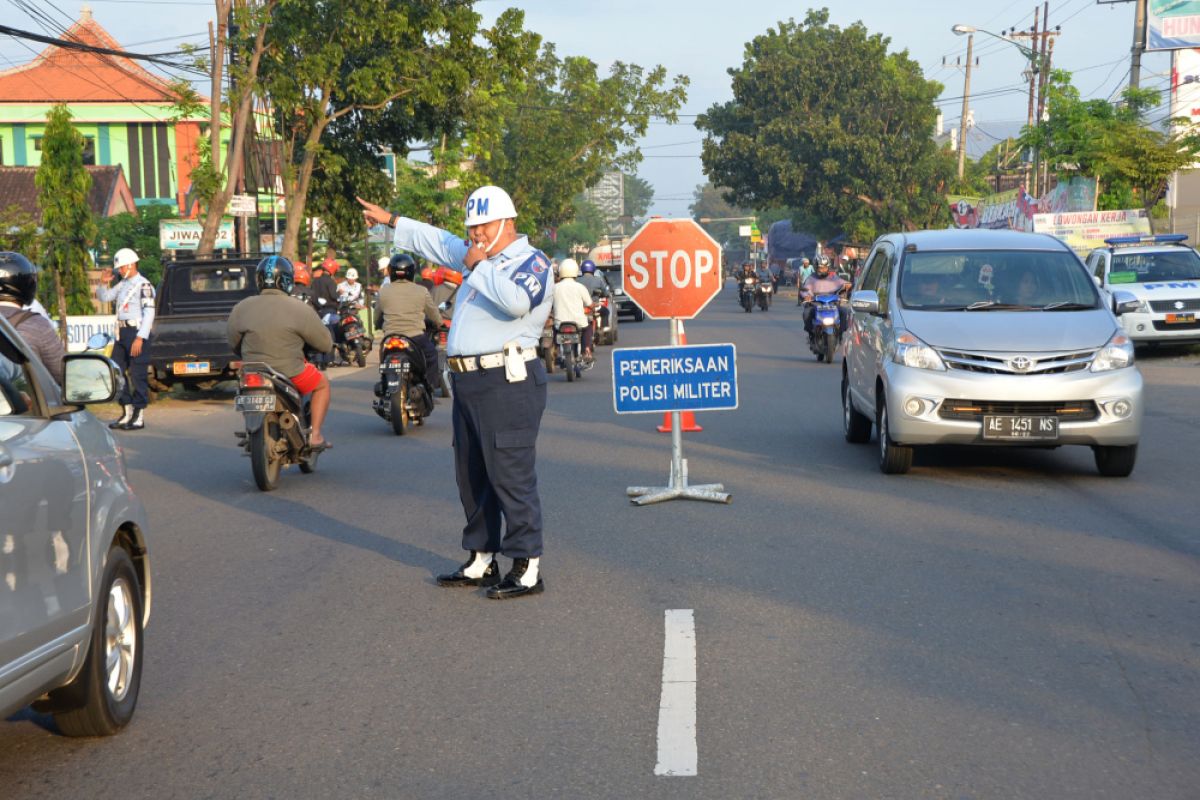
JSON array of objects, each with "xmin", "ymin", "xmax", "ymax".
[
  {"xmin": 1091, "ymin": 330, "xmax": 1135, "ymax": 372},
  {"xmin": 1135, "ymin": 299, "xmax": 1151, "ymax": 314},
  {"xmin": 892, "ymin": 329, "xmax": 946, "ymax": 371}
]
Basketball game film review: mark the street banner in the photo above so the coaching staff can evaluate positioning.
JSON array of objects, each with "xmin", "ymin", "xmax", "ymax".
[
  {"xmin": 612, "ymin": 343, "xmax": 738, "ymax": 414},
  {"xmin": 949, "ymin": 178, "xmax": 1097, "ymax": 231},
  {"xmin": 1149, "ymin": 1, "xmax": 1200, "ymax": 51},
  {"xmin": 63, "ymin": 315, "xmax": 117, "ymax": 352},
  {"xmin": 1171, "ymin": 48, "xmax": 1200, "ymax": 168},
  {"xmin": 1031, "ymin": 209, "xmax": 1151, "ymax": 254},
  {"xmin": 159, "ymin": 219, "xmax": 235, "ymax": 250}
]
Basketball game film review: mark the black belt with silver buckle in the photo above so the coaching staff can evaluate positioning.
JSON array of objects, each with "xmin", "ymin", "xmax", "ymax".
[
  {"xmin": 121, "ymin": 320, "xmax": 140, "ymax": 328},
  {"xmin": 447, "ymin": 349, "xmax": 537, "ymax": 373}
]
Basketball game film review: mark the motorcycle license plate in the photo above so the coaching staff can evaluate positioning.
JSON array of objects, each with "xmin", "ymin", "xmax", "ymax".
[
  {"xmin": 173, "ymin": 361, "xmax": 211, "ymax": 375},
  {"xmin": 982, "ymin": 415, "xmax": 1058, "ymax": 441},
  {"xmin": 344, "ymin": 331, "xmax": 362, "ymax": 340},
  {"xmin": 558, "ymin": 334, "xmax": 580, "ymax": 344},
  {"xmin": 1166, "ymin": 313, "xmax": 1195, "ymax": 324},
  {"xmin": 235, "ymin": 394, "xmax": 275, "ymax": 412}
]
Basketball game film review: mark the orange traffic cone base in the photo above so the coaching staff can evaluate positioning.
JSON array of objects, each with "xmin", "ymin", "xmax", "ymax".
[{"xmin": 657, "ymin": 411, "xmax": 703, "ymax": 433}]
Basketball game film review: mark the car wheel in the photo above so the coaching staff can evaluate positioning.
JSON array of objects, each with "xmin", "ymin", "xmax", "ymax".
[
  {"xmin": 842, "ymin": 374, "xmax": 872, "ymax": 444},
  {"xmin": 53, "ymin": 547, "xmax": 143, "ymax": 737},
  {"xmin": 1093, "ymin": 444, "xmax": 1136, "ymax": 477},
  {"xmin": 876, "ymin": 392, "xmax": 913, "ymax": 474}
]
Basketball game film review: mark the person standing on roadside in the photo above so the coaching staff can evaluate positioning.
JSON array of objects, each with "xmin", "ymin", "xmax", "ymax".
[
  {"xmin": 358, "ymin": 186, "xmax": 553, "ymax": 599},
  {"xmin": 97, "ymin": 248, "xmax": 154, "ymax": 430}
]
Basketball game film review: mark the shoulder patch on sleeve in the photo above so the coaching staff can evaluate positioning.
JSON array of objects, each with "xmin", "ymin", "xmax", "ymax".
[{"xmin": 511, "ymin": 252, "xmax": 550, "ymax": 307}]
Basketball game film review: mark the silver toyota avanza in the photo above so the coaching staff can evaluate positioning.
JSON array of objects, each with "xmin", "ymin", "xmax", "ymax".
[{"xmin": 841, "ymin": 229, "xmax": 1143, "ymax": 476}]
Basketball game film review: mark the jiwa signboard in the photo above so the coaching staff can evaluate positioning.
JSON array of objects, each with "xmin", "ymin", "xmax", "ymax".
[{"xmin": 159, "ymin": 219, "xmax": 235, "ymax": 250}]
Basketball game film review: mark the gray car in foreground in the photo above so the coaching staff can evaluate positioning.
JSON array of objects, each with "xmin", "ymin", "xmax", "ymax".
[
  {"xmin": 0, "ymin": 317, "xmax": 151, "ymax": 735},
  {"xmin": 841, "ymin": 229, "xmax": 1143, "ymax": 476}
]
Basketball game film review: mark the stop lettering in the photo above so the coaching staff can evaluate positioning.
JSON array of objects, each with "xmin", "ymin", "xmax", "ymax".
[{"xmin": 622, "ymin": 219, "xmax": 722, "ymax": 319}]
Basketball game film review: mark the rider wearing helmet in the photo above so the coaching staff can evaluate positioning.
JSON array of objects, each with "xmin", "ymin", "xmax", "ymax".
[
  {"xmin": 375, "ymin": 253, "xmax": 442, "ymax": 390},
  {"xmin": 227, "ymin": 256, "xmax": 335, "ymax": 449},
  {"xmin": 0, "ymin": 251, "xmax": 64, "ymax": 386},
  {"xmin": 552, "ymin": 258, "xmax": 595, "ymax": 362},
  {"xmin": 357, "ymin": 185, "xmax": 553, "ymax": 599},
  {"xmin": 801, "ymin": 256, "xmax": 849, "ymax": 335},
  {"xmin": 337, "ymin": 267, "xmax": 364, "ymax": 307},
  {"xmin": 577, "ymin": 258, "xmax": 607, "ymax": 296}
]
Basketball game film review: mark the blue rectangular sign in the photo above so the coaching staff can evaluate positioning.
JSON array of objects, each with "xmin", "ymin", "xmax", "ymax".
[{"xmin": 612, "ymin": 343, "xmax": 738, "ymax": 414}]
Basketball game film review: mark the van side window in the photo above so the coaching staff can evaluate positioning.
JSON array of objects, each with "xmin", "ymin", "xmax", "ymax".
[
  {"xmin": 1091, "ymin": 253, "xmax": 1106, "ymax": 282},
  {"xmin": 874, "ymin": 246, "xmax": 895, "ymax": 315},
  {"xmin": 858, "ymin": 249, "xmax": 887, "ymax": 294}
]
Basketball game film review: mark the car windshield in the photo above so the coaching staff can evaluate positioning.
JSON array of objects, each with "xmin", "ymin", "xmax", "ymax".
[
  {"xmin": 601, "ymin": 270, "xmax": 622, "ymax": 291},
  {"xmin": 898, "ymin": 249, "xmax": 1099, "ymax": 310},
  {"xmin": 1110, "ymin": 249, "xmax": 1200, "ymax": 283}
]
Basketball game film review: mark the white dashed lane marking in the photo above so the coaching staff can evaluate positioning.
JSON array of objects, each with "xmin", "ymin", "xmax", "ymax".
[{"xmin": 654, "ymin": 608, "xmax": 697, "ymax": 777}]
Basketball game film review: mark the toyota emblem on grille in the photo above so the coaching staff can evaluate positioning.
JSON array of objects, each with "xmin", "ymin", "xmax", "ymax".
[
  {"xmin": 1009, "ymin": 356, "xmax": 1034, "ymax": 372},
  {"xmin": 1175, "ymin": 300, "xmax": 1185, "ymax": 310}
]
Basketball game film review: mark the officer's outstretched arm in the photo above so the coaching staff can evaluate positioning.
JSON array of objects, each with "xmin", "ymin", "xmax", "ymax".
[{"xmin": 391, "ymin": 217, "xmax": 471, "ymax": 271}]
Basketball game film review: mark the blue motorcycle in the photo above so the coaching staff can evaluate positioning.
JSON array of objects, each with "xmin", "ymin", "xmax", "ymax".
[{"xmin": 808, "ymin": 293, "xmax": 843, "ymax": 364}]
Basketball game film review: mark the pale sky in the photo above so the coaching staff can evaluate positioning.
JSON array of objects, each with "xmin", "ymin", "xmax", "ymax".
[{"xmin": 0, "ymin": 0, "xmax": 1164, "ymax": 216}]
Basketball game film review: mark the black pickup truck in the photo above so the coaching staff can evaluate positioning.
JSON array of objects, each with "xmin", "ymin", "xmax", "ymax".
[{"xmin": 148, "ymin": 257, "xmax": 259, "ymax": 391}]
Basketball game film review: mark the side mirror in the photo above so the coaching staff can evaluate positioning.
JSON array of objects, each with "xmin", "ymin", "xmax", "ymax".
[
  {"xmin": 1092, "ymin": 275, "xmax": 1102, "ymax": 288},
  {"xmin": 1111, "ymin": 290, "xmax": 1141, "ymax": 317},
  {"xmin": 850, "ymin": 289, "xmax": 881, "ymax": 315},
  {"xmin": 61, "ymin": 354, "xmax": 123, "ymax": 405}
]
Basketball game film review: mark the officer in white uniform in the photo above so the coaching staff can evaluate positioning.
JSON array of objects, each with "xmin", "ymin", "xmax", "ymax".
[
  {"xmin": 359, "ymin": 186, "xmax": 552, "ymax": 599},
  {"xmin": 97, "ymin": 247, "xmax": 155, "ymax": 430}
]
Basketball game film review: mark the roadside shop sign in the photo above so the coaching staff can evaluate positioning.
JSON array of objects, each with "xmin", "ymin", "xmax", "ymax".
[
  {"xmin": 159, "ymin": 219, "xmax": 235, "ymax": 250},
  {"xmin": 228, "ymin": 194, "xmax": 256, "ymax": 216},
  {"xmin": 1032, "ymin": 209, "xmax": 1151, "ymax": 255},
  {"xmin": 612, "ymin": 343, "xmax": 738, "ymax": 415},
  {"xmin": 622, "ymin": 218, "xmax": 722, "ymax": 319},
  {"xmin": 63, "ymin": 315, "xmax": 117, "ymax": 353}
]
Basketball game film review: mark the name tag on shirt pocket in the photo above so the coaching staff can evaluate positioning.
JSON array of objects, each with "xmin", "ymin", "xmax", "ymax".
[{"xmin": 495, "ymin": 429, "xmax": 537, "ymax": 449}]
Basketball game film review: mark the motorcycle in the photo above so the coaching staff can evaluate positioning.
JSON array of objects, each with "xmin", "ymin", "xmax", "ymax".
[
  {"xmin": 334, "ymin": 300, "xmax": 371, "ymax": 367},
  {"xmin": 756, "ymin": 280, "xmax": 773, "ymax": 311},
  {"xmin": 373, "ymin": 334, "xmax": 435, "ymax": 436},
  {"xmin": 233, "ymin": 362, "xmax": 319, "ymax": 491},
  {"xmin": 539, "ymin": 316, "xmax": 557, "ymax": 374},
  {"xmin": 591, "ymin": 289, "xmax": 617, "ymax": 345},
  {"xmin": 555, "ymin": 321, "xmax": 584, "ymax": 382},
  {"xmin": 808, "ymin": 293, "xmax": 843, "ymax": 364},
  {"xmin": 739, "ymin": 275, "xmax": 757, "ymax": 312}
]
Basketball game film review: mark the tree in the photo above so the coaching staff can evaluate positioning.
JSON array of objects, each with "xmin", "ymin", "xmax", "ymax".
[
  {"xmin": 1106, "ymin": 118, "xmax": 1200, "ymax": 233},
  {"xmin": 93, "ymin": 205, "xmax": 178, "ymax": 288},
  {"xmin": 259, "ymin": 1, "xmax": 538, "ymax": 262},
  {"xmin": 488, "ymin": 44, "xmax": 688, "ymax": 234},
  {"xmin": 544, "ymin": 197, "xmax": 607, "ymax": 255},
  {"xmin": 689, "ymin": 181, "xmax": 752, "ymax": 244},
  {"xmin": 623, "ymin": 173, "xmax": 654, "ymax": 224},
  {"xmin": 0, "ymin": 204, "xmax": 41, "ymax": 261},
  {"xmin": 697, "ymin": 9, "xmax": 953, "ymax": 241},
  {"xmin": 35, "ymin": 104, "xmax": 97, "ymax": 327}
]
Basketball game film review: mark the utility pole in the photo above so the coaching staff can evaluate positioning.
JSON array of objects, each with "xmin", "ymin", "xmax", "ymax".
[
  {"xmin": 1131, "ymin": 0, "xmax": 1147, "ymax": 89},
  {"xmin": 957, "ymin": 32, "xmax": 974, "ymax": 180}
]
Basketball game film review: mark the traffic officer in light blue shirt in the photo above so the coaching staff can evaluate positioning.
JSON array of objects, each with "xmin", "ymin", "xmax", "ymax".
[
  {"xmin": 97, "ymin": 247, "xmax": 155, "ymax": 430},
  {"xmin": 359, "ymin": 186, "xmax": 553, "ymax": 599}
]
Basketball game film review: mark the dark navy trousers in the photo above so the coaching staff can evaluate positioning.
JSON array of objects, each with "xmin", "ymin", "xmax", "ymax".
[
  {"xmin": 113, "ymin": 326, "xmax": 151, "ymax": 408},
  {"xmin": 450, "ymin": 358, "xmax": 547, "ymax": 559}
]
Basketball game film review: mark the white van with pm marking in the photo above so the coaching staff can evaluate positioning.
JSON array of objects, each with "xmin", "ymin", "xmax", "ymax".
[{"xmin": 1085, "ymin": 234, "xmax": 1200, "ymax": 346}]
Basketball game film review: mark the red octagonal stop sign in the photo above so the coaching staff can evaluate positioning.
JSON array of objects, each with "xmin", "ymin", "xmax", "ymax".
[{"xmin": 622, "ymin": 218, "xmax": 722, "ymax": 319}]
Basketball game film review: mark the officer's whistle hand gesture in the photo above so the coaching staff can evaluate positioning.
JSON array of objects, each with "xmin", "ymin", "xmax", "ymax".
[
  {"xmin": 462, "ymin": 243, "xmax": 488, "ymax": 269},
  {"xmin": 357, "ymin": 197, "xmax": 392, "ymax": 228}
]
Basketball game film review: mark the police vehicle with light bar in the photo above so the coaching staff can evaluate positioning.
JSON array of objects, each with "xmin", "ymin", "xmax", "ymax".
[{"xmin": 1085, "ymin": 234, "xmax": 1200, "ymax": 345}]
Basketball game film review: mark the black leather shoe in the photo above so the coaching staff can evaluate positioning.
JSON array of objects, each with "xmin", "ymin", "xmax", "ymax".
[
  {"xmin": 436, "ymin": 554, "xmax": 501, "ymax": 587},
  {"xmin": 485, "ymin": 559, "xmax": 545, "ymax": 600}
]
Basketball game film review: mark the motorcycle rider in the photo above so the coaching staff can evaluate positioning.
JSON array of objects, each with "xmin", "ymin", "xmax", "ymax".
[
  {"xmin": 0, "ymin": 251, "xmax": 64, "ymax": 386},
  {"xmin": 337, "ymin": 268, "xmax": 365, "ymax": 307},
  {"xmin": 801, "ymin": 256, "xmax": 849, "ymax": 336},
  {"xmin": 227, "ymin": 255, "xmax": 334, "ymax": 449},
  {"xmin": 576, "ymin": 259, "xmax": 607, "ymax": 353},
  {"xmin": 551, "ymin": 258, "xmax": 594, "ymax": 364},
  {"xmin": 374, "ymin": 253, "xmax": 441, "ymax": 393},
  {"xmin": 796, "ymin": 257, "xmax": 814, "ymax": 305},
  {"xmin": 737, "ymin": 262, "xmax": 758, "ymax": 305},
  {"xmin": 309, "ymin": 262, "xmax": 340, "ymax": 367}
]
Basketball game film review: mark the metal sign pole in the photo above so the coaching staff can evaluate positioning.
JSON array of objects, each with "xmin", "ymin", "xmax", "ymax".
[{"xmin": 627, "ymin": 317, "xmax": 731, "ymax": 506}]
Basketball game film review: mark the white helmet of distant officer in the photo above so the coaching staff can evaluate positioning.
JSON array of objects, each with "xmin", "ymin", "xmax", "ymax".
[{"xmin": 464, "ymin": 185, "xmax": 518, "ymax": 256}]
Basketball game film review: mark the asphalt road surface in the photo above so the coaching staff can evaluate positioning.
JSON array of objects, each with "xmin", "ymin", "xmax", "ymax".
[{"xmin": 4, "ymin": 283, "xmax": 1199, "ymax": 799}]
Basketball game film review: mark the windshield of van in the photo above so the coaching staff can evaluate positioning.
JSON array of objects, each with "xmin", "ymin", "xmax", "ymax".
[
  {"xmin": 898, "ymin": 250, "xmax": 1099, "ymax": 311},
  {"xmin": 1110, "ymin": 249, "xmax": 1200, "ymax": 283}
]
